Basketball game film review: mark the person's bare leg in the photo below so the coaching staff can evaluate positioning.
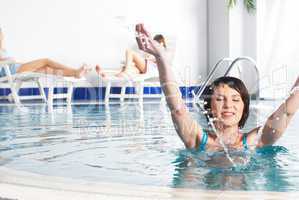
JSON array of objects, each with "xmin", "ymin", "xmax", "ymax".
[
  {"xmin": 35, "ymin": 65, "xmax": 87, "ymax": 78},
  {"xmin": 33, "ymin": 63, "xmax": 87, "ymax": 78},
  {"xmin": 17, "ymin": 58, "xmax": 87, "ymax": 78},
  {"xmin": 95, "ymin": 65, "xmax": 107, "ymax": 78},
  {"xmin": 115, "ymin": 64, "xmax": 141, "ymax": 78},
  {"xmin": 34, "ymin": 66, "xmax": 56, "ymax": 76},
  {"xmin": 124, "ymin": 49, "xmax": 147, "ymax": 73},
  {"xmin": 115, "ymin": 49, "xmax": 146, "ymax": 77}
]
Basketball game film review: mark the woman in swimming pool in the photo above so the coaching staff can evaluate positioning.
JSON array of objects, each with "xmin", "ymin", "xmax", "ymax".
[
  {"xmin": 0, "ymin": 28, "xmax": 87, "ymax": 78},
  {"xmin": 135, "ymin": 23, "xmax": 299, "ymax": 151}
]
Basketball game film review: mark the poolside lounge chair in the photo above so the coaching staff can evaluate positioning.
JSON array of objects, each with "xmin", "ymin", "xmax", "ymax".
[
  {"xmin": 0, "ymin": 61, "xmax": 45, "ymax": 107},
  {"xmin": 0, "ymin": 60, "xmax": 80, "ymax": 107},
  {"xmin": 85, "ymin": 69, "xmax": 163, "ymax": 104}
]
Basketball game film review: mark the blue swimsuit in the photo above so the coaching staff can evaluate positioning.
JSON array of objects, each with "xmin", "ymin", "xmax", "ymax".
[{"xmin": 199, "ymin": 129, "xmax": 248, "ymax": 151}]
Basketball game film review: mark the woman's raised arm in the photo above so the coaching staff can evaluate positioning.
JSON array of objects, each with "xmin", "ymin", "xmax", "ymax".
[
  {"xmin": 135, "ymin": 24, "xmax": 202, "ymax": 148},
  {"xmin": 254, "ymin": 76, "xmax": 299, "ymax": 147}
]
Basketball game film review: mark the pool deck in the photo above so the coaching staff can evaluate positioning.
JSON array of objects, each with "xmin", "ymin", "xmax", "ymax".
[{"xmin": 0, "ymin": 167, "xmax": 298, "ymax": 200}]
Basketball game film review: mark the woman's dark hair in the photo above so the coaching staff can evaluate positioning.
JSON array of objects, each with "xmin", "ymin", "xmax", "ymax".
[
  {"xmin": 153, "ymin": 34, "xmax": 166, "ymax": 48},
  {"xmin": 202, "ymin": 76, "xmax": 250, "ymax": 128}
]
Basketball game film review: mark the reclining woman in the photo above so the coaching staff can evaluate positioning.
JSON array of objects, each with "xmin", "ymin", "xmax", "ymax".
[
  {"xmin": 95, "ymin": 34, "xmax": 166, "ymax": 79},
  {"xmin": 135, "ymin": 23, "xmax": 299, "ymax": 152},
  {"xmin": 0, "ymin": 28, "xmax": 87, "ymax": 78}
]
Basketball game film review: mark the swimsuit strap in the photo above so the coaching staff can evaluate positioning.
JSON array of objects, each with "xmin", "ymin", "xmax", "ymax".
[
  {"xmin": 199, "ymin": 129, "xmax": 208, "ymax": 152},
  {"xmin": 242, "ymin": 133, "xmax": 249, "ymax": 150},
  {"xmin": 199, "ymin": 130, "xmax": 248, "ymax": 151}
]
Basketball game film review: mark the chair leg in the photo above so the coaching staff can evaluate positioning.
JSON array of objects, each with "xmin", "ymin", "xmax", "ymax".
[
  {"xmin": 105, "ymin": 81, "xmax": 111, "ymax": 104},
  {"xmin": 48, "ymin": 86, "xmax": 54, "ymax": 107},
  {"xmin": 10, "ymin": 79, "xmax": 21, "ymax": 103},
  {"xmin": 120, "ymin": 83, "xmax": 126, "ymax": 102},
  {"xmin": 66, "ymin": 82, "xmax": 73, "ymax": 106},
  {"xmin": 136, "ymin": 81, "xmax": 144, "ymax": 105},
  {"xmin": 37, "ymin": 79, "xmax": 47, "ymax": 103},
  {"xmin": 15, "ymin": 80, "xmax": 22, "ymax": 91},
  {"xmin": 10, "ymin": 85, "xmax": 21, "ymax": 105}
]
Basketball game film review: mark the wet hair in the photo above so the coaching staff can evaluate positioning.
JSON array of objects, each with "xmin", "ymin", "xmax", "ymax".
[
  {"xmin": 202, "ymin": 76, "xmax": 250, "ymax": 128},
  {"xmin": 153, "ymin": 34, "xmax": 166, "ymax": 48}
]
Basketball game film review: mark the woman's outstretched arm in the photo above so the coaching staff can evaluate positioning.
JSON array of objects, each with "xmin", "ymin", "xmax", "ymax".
[
  {"xmin": 135, "ymin": 24, "xmax": 202, "ymax": 148},
  {"xmin": 254, "ymin": 76, "xmax": 299, "ymax": 147}
]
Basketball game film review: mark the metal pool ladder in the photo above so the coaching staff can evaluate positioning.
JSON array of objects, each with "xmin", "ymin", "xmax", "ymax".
[{"xmin": 193, "ymin": 56, "xmax": 260, "ymax": 104}]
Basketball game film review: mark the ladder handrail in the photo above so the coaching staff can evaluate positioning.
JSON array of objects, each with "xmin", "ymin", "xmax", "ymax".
[
  {"xmin": 224, "ymin": 56, "xmax": 258, "ymax": 77},
  {"xmin": 194, "ymin": 57, "xmax": 233, "ymax": 101},
  {"xmin": 224, "ymin": 56, "xmax": 259, "ymax": 100},
  {"xmin": 194, "ymin": 56, "xmax": 259, "ymax": 101}
]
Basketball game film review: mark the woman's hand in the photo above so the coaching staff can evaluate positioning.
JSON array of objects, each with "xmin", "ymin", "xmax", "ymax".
[{"xmin": 135, "ymin": 24, "xmax": 165, "ymax": 59}]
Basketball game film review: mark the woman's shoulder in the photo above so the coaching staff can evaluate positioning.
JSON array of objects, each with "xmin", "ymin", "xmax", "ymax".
[
  {"xmin": 204, "ymin": 130, "xmax": 217, "ymax": 144},
  {"xmin": 244, "ymin": 126, "xmax": 263, "ymax": 148}
]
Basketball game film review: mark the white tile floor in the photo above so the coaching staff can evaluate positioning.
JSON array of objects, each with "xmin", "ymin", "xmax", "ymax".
[{"xmin": 0, "ymin": 167, "xmax": 298, "ymax": 200}]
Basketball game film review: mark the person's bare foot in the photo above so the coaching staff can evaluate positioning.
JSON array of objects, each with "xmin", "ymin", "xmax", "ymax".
[
  {"xmin": 115, "ymin": 71, "xmax": 125, "ymax": 78},
  {"xmin": 95, "ymin": 65, "xmax": 106, "ymax": 78},
  {"xmin": 76, "ymin": 64, "xmax": 88, "ymax": 78},
  {"xmin": 115, "ymin": 69, "xmax": 136, "ymax": 79},
  {"xmin": 115, "ymin": 66, "xmax": 130, "ymax": 78},
  {"xmin": 115, "ymin": 65, "xmax": 140, "ymax": 78}
]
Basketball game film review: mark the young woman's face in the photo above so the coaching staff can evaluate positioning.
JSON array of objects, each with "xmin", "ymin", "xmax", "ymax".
[{"xmin": 210, "ymin": 84, "xmax": 244, "ymax": 128}]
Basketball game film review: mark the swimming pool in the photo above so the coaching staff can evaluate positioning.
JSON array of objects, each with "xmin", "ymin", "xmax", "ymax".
[{"xmin": 0, "ymin": 100, "xmax": 299, "ymax": 195}]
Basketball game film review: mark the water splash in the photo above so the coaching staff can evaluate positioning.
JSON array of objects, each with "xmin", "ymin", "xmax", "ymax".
[{"xmin": 197, "ymin": 99, "xmax": 237, "ymax": 167}]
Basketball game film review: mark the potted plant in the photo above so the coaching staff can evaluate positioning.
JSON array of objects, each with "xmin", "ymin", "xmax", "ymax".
[{"xmin": 228, "ymin": 0, "xmax": 256, "ymax": 13}]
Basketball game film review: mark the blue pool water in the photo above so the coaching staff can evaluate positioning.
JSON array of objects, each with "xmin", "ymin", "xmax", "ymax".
[{"xmin": 0, "ymin": 101, "xmax": 299, "ymax": 191}]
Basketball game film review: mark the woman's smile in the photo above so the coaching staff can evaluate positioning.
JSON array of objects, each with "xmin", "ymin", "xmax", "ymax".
[{"xmin": 221, "ymin": 111, "xmax": 235, "ymax": 117}]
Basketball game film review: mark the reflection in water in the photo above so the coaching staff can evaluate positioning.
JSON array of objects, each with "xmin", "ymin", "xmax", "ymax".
[
  {"xmin": 172, "ymin": 146, "xmax": 292, "ymax": 191},
  {"xmin": 1, "ymin": 103, "xmax": 299, "ymax": 191}
]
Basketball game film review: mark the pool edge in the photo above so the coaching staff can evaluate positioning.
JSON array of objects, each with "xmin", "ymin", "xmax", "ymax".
[{"xmin": 0, "ymin": 167, "xmax": 297, "ymax": 200}]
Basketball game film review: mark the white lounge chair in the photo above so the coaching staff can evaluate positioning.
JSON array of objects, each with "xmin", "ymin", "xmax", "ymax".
[
  {"xmin": 85, "ymin": 69, "xmax": 163, "ymax": 104},
  {"xmin": 0, "ymin": 60, "xmax": 81, "ymax": 107},
  {"xmin": 0, "ymin": 60, "xmax": 46, "ymax": 107},
  {"xmin": 37, "ymin": 73, "xmax": 86, "ymax": 107}
]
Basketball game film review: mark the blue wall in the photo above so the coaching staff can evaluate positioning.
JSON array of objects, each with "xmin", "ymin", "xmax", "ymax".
[{"xmin": 0, "ymin": 86, "xmax": 198, "ymax": 101}]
